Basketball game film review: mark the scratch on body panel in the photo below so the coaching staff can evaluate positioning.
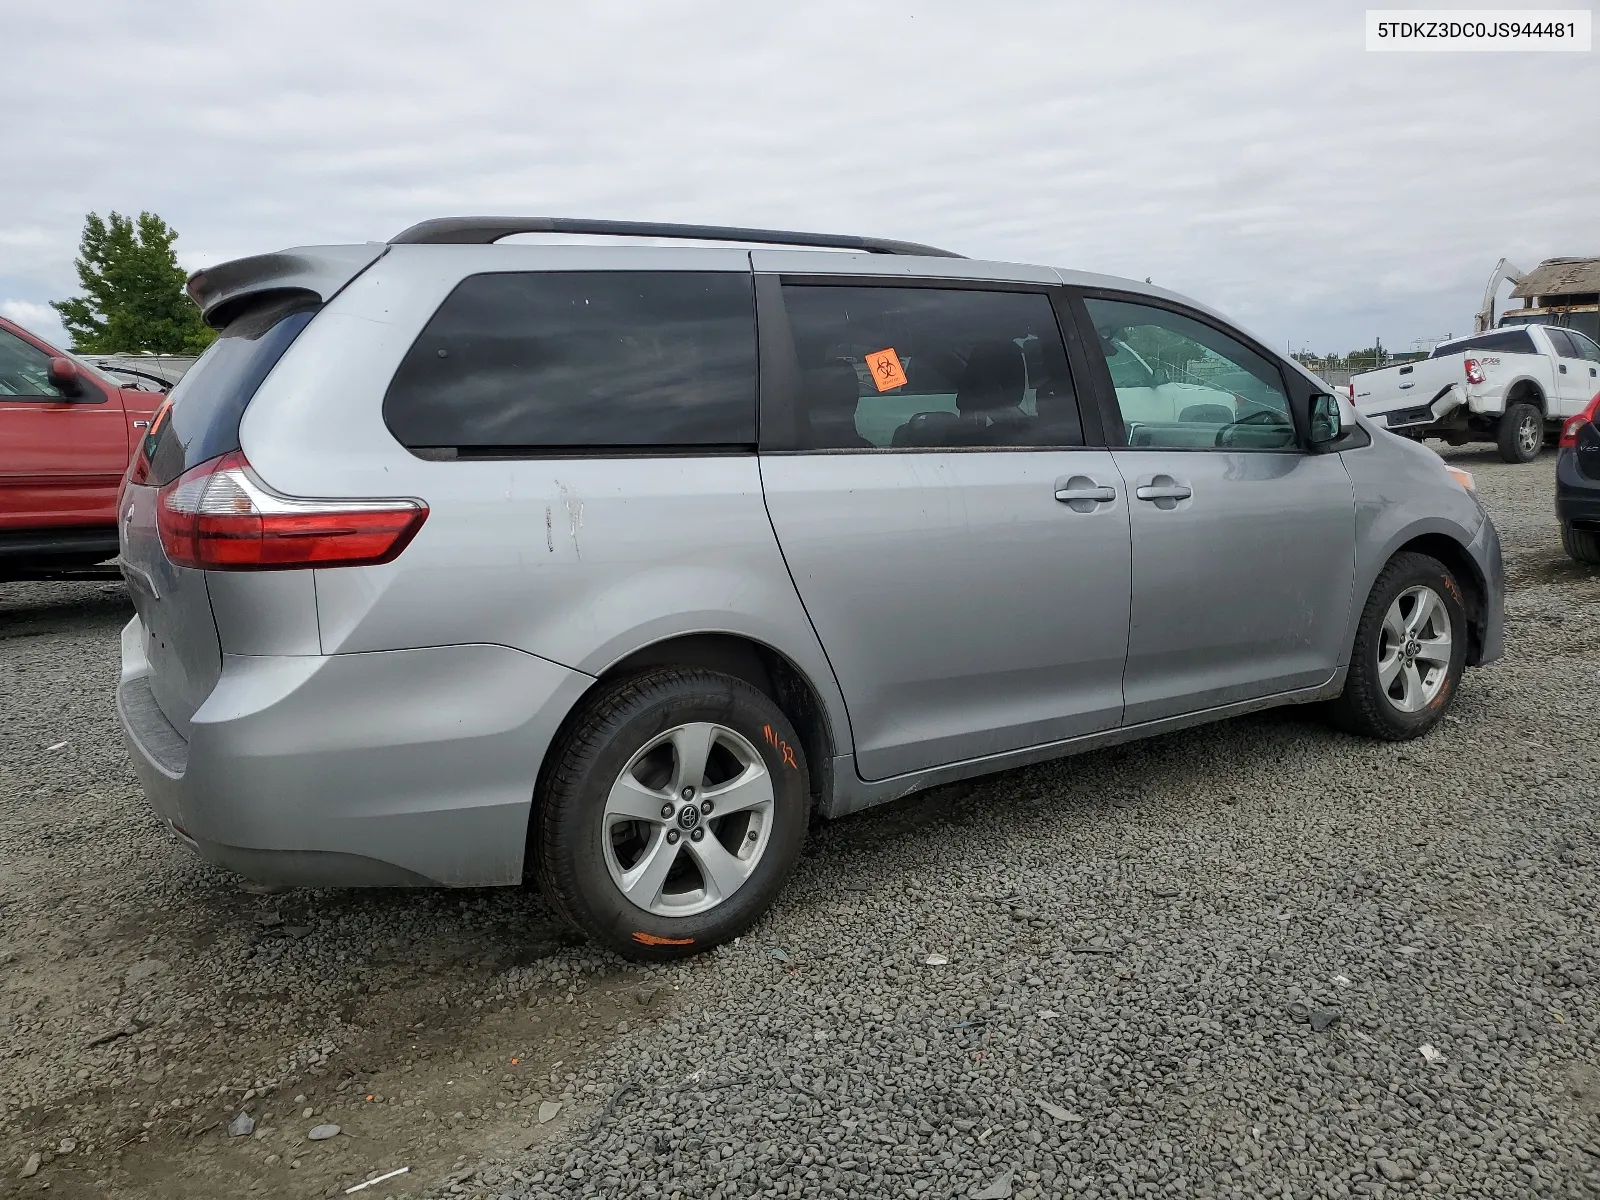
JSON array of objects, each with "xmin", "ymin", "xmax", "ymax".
[{"xmin": 556, "ymin": 482, "xmax": 584, "ymax": 557}]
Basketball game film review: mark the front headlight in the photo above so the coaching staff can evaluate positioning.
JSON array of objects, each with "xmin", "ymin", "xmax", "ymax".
[{"xmin": 1446, "ymin": 466, "xmax": 1476, "ymax": 493}]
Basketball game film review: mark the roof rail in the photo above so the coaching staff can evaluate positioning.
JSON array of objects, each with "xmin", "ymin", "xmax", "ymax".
[{"xmin": 387, "ymin": 216, "xmax": 963, "ymax": 258}]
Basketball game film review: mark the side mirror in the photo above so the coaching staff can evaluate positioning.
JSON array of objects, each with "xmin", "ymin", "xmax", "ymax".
[
  {"xmin": 1312, "ymin": 400, "xmax": 1337, "ymax": 448},
  {"xmin": 47, "ymin": 357, "xmax": 84, "ymax": 398},
  {"xmin": 1306, "ymin": 393, "xmax": 1344, "ymax": 448}
]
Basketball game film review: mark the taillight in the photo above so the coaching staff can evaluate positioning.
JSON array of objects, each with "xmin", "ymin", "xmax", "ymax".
[
  {"xmin": 155, "ymin": 451, "xmax": 427, "ymax": 571},
  {"xmin": 1464, "ymin": 358, "xmax": 1486, "ymax": 385},
  {"xmin": 1560, "ymin": 391, "xmax": 1600, "ymax": 448}
]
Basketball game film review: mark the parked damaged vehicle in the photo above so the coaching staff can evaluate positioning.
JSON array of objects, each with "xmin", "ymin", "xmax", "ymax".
[{"xmin": 117, "ymin": 218, "xmax": 1504, "ymax": 959}]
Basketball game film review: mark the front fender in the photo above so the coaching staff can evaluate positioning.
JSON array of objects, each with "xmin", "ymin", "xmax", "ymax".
[{"xmin": 1340, "ymin": 432, "xmax": 1496, "ymax": 665}]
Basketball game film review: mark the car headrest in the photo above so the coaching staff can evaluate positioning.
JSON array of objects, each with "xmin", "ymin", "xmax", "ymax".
[
  {"xmin": 804, "ymin": 361, "xmax": 863, "ymax": 416},
  {"xmin": 1180, "ymin": 403, "xmax": 1233, "ymax": 424},
  {"xmin": 956, "ymin": 341, "xmax": 1026, "ymax": 415}
]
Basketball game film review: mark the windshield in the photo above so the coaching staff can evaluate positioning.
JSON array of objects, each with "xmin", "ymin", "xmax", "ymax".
[
  {"xmin": 1499, "ymin": 311, "xmax": 1600, "ymax": 342},
  {"xmin": 65, "ymin": 352, "xmax": 121, "ymax": 388}
]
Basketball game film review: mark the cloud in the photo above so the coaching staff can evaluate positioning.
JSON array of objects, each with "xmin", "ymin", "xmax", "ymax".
[
  {"xmin": 1, "ymin": 0, "xmax": 1595, "ymax": 352},
  {"xmin": 0, "ymin": 229, "xmax": 51, "ymax": 248},
  {"xmin": 0, "ymin": 299, "xmax": 68, "ymax": 346}
]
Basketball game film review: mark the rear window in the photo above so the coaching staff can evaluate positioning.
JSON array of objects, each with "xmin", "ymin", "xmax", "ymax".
[
  {"xmin": 1431, "ymin": 329, "xmax": 1536, "ymax": 357},
  {"xmin": 382, "ymin": 271, "xmax": 757, "ymax": 453},
  {"xmin": 138, "ymin": 293, "xmax": 319, "ymax": 486}
]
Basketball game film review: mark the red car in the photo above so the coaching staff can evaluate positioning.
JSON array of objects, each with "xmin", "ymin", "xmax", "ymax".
[{"xmin": 0, "ymin": 315, "xmax": 165, "ymax": 580}]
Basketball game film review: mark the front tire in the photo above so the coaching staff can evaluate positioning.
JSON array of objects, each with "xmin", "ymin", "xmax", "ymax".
[
  {"xmin": 1497, "ymin": 401, "xmax": 1543, "ymax": 463},
  {"xmin": 1327, "ymin": 552, "xmax": 1467, "ymax": 740},
  {"xmin": 1563, "ymin": 523, "xmax": 1600, "ymax": 565},
  {"xmin": 536, "ymin": 668, "xmax": 810, "ymax": 961}
]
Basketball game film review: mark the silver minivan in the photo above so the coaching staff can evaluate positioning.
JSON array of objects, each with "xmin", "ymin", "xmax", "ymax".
[{"xmin": 116, "ymin": 217, "xmax": 1504, "ymax": 959}]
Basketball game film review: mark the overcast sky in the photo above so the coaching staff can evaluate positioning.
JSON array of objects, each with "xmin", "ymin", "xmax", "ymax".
[{"xmin": 3, "ymin": 0, "xmax": 1597, "ymax": 354}]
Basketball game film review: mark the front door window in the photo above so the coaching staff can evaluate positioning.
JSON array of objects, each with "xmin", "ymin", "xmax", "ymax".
[
  {"xmin": 0, "ymin": 328, "xmax": 68, "ymax": 398},
  {"xmin": 1082, "ymin": 297, "xmax": 1294, "ymax": 450}
]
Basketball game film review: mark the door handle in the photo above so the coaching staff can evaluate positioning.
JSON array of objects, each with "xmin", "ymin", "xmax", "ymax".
[
  {"xmin": 1054, "ymin": 485, "xmax": 1116, "ymax": 503},
  {"xmin": 132, "ymin": 420, "xmax": 150, "ymax": 429},
  {"xmin": 1559, "ymin": 364, "xmax": 1568, "ymax": 374},
  {"xmin": 1591, "ymin": 367, "xmax": 1597, "ymax": 377},
  {"xmin": 1053, "ymin": 475, "xmax": 1117, "ymax": 513},
  {"xmin": 1135, "ymin": 483, "xmax": 1193, "ymax": 502}
]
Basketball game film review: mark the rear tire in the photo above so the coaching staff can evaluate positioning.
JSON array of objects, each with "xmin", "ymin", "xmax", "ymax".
[
  {"xmin": 1563, "ymin": 523, "xmax": 1600, "ymax": 565},
  {"xmin": 1326, "ymin": 552, "xmax": 1467, "ymax": 741},
  {"xmin": 1496, "ymin": 402, "xmax": 1543, "ymax": 463},
  {"xmin": 536, "ymin": 667, "xmax": 810, "ymax": 961}
]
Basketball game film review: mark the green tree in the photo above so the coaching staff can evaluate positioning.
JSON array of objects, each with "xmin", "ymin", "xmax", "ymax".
[{"xmin": 51, "ymin": 212, "xmax": 215, "ymax": 354}]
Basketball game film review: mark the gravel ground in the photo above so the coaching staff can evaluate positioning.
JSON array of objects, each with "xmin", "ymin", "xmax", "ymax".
[{"xmin": 2, "ymin": 444, "xmax": 1597, "ymax": 1200}]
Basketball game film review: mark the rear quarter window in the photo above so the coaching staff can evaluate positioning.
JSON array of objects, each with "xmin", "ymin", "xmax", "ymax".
[
  {"xmin": 382, "ymin": 271, "xmax": 757, "ymax": 454},
  {"xmin": 138, "ymin": 293, "xmax": 319, "ymax": 486}
]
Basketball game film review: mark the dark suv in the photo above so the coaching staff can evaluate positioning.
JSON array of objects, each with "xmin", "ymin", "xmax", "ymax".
[{"xmin": 1558, "ymin": 391, "xmax": 1600, "ymax": 563}]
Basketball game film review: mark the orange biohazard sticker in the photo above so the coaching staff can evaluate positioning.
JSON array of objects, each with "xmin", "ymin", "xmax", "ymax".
[
  {"xmin": 864, "ymin": 348, "xmax": 907, "ymax": 392},
  {"xmin": 632, "ymin": 932, "xmax": 695, "ymax": 947}
]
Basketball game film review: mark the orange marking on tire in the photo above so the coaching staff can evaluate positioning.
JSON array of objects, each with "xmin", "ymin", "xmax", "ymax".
[
  {"xmin": 632, "ymin": 932, "xmax": 694, "ymax": 947},
  {"xmin": 761, "ymin": 724, "xmax": 798, "ymax": 769}
]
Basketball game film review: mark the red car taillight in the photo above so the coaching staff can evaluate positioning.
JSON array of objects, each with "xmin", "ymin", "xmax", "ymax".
[
  {"xmin": 1560, "ymin": 391, "xmax": 1600, "ymax": 449},
  {"xmin": 156, "ymin": 451, "xmax": 428, "ymax": 571},
  {"xmin": 1464, "ymin": 358, "xmax": 1486, "ymax": 385}
]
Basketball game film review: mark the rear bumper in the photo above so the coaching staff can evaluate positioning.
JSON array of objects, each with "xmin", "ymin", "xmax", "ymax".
[{"xmin": 117, "ymin": 616, "xmax": 592, "ymax": 887}]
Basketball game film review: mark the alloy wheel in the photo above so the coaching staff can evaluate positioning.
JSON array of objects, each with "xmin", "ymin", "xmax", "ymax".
[
  {"xmin": 1517, "ymin": 411, "xmax": 1542, "ymax": 457},
  {"xmin": 1376, "ymin": 585, "xmax": 1453, "ymax": 713},
  {"xmin": 602, "ymin": 722, "xmax": 775, "ymax": 917}
]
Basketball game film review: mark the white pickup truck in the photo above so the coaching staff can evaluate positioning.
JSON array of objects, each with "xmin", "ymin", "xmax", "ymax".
[{"xmin": 1352, "ymin": 324, "xmax": 1600, "ymax": 463}]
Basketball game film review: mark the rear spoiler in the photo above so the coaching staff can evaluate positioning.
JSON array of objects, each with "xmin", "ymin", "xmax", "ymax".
[{"xmin": 186, "ymin": 243, "xmax": 388, "ymax": 329}]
